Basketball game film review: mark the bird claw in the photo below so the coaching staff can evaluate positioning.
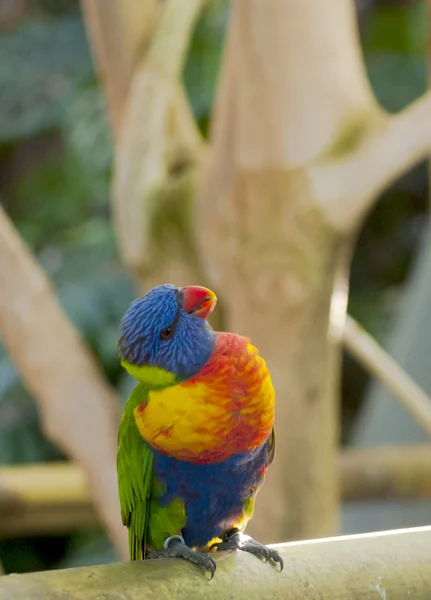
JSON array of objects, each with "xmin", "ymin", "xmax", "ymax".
[
  {"xmin": 147, "ymin": 535, "xmax": 217, "ymax": 579},
  {"xmin": 210, "ymin": 529, "xmax": 284, "ymax": 571}
]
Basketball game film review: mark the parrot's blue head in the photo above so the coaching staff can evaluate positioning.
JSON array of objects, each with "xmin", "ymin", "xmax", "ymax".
[{"xmin": 119, "ymin": 283, "xmax": 217, "ymax": 385}]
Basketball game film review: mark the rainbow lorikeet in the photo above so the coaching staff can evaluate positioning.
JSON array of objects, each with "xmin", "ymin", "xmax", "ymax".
[{"xmin": 117, "ymin": 283, "xmax": 282, "ymax": 577}]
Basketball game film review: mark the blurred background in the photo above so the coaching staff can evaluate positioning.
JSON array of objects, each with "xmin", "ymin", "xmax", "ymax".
[{"xmin": 0, "ymin": 0, "xmax": 430, "ymax": 575}]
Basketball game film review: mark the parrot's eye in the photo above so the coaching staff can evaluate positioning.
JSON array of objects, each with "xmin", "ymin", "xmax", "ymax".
[{"xmin": 160, "ymin": 326, "xmax": 174, "ymax": 341}]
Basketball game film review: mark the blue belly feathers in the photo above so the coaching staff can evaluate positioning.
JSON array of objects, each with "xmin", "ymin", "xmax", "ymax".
[{"xmin": 151, "ymin": 440, "xmax": 270, "ymax": 548}]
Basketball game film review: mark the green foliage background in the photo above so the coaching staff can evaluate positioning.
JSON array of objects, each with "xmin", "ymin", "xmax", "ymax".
[{"xmin": 0, "ymin": 0, "xmax": 428, "ymax": 573}]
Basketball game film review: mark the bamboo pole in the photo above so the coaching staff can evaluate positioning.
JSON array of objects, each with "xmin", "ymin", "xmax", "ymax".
[
  {"xmin": 1, "ymin": 527, "xmax": 431, "ymax": 599},
  {"xmin": 2, "ymin": 450, "xmax": 431, "ymax": 538},
  {"xmin": 344, "ymin": 315, "xmax": 431, "ymax": 436},
  {"xmin": 340, "ymin": 445, "xmax": 431, "ymax": 501},
  {"xmin": 0, "ymin": 463, "xmax": 95, "ymax": 538}
]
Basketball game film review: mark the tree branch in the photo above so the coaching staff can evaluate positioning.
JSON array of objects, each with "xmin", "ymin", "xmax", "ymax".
[
  {"xmin": 112, "ymin": 0, "xmax": 206, "ymax": 282},
  {"xmin": 80, "ymin": 0, "xmax": 163, "ymax": 137},
  {"xmin": 1, "ymin": 527, "xmax": 431, "ymax": 599},
  {"xmin": 343, "ymin": 314, "xmax": 431, "ymax": 437},
  {"xmin": 82, "ymin": 0, "xmax": 207, "ymax": 290},
  {"xmin": 0, "ymin": 208, "xmax": 126, "ymax": 556},
  {"xmin": 313, "ymin": 90, "xmax": 431, "ymax": 232}
]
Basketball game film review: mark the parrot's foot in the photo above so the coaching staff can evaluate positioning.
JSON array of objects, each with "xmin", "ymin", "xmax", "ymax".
[
  {"xmin": 210, "ymin": 529, "xmax": 284, "ymax": 571},
  {"xmin": 147, "ymin": 535, "xmax": 216, "ymax": 579}
]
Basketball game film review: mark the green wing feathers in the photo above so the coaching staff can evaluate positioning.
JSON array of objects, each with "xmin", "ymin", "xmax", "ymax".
[{"xmin": 117, "ymin": 385, "xmax": 154, "ymax": 560}]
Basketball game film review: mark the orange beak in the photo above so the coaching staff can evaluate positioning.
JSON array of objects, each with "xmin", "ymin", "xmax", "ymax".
[{"xmin": 180, "ymin": 285, "xmax": 217, "ymax": 320}]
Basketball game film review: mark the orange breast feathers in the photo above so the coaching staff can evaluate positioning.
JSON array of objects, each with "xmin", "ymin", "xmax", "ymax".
[{"xmin": 133, "ymin": 332, "xmax": 275, "ymax": 464}]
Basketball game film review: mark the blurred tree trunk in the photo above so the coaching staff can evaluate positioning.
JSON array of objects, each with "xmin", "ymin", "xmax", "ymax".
[
  {"xmin": 196, "ymin": 0, "xmax": 367, "ymax": 542},
  {"xmin": 83, "ymin": 0, "xmax": 431, "ymax": 546},
  {"xmin": 197, "ymin": 0, "xmax": 431, "ymax": 543}
]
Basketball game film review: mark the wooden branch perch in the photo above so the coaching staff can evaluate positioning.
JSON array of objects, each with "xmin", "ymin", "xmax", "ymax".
[
  {"xmin": 0, "ymin": 208, "xmax": 126, "ymax": 556},
  {"xmin": 343, "ymin": 315, "xmax": 431, "ymax": 437},
  {"xmin": 1, "ymin": 527, "xmax": 431, "ymax": 599}
]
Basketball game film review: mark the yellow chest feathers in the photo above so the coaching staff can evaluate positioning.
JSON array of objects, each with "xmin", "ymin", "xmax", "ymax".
[{"xmin": 133, "ymin": 337, "xmax": 275, "ymax": 463}]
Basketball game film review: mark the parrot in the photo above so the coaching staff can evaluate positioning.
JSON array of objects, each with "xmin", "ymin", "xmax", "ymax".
[{"xmin": 117, "ymin": 283, "xmax": 282, "ymax": 577}]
